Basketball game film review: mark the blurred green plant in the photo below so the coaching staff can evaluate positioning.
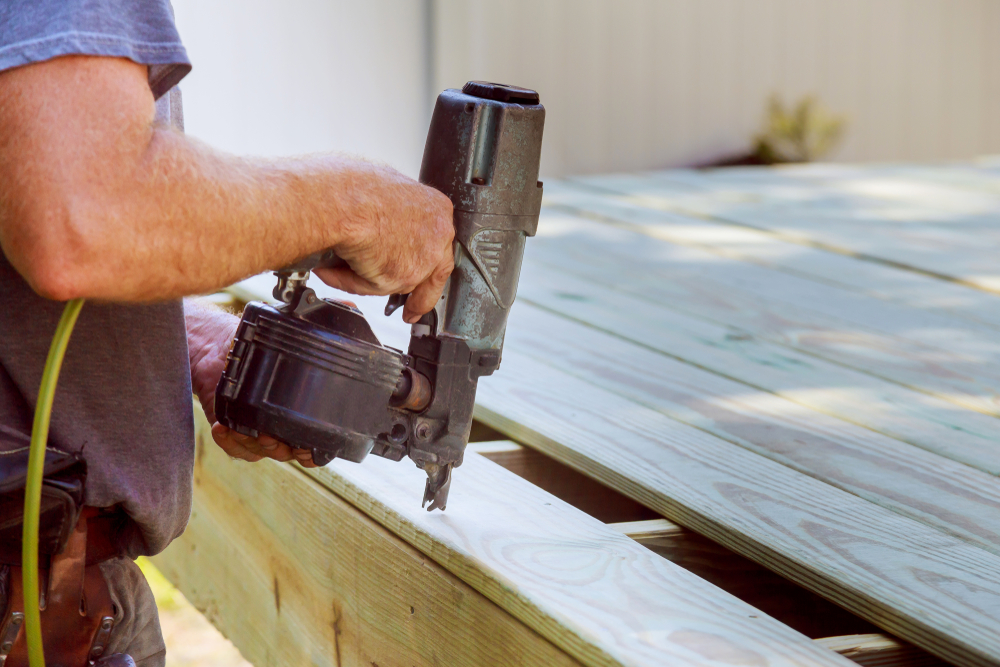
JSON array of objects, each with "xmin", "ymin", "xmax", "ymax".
[
  {"xmin": 752, "ymin": 95, "xmax": 847, "ymax": 164},
  {"xmin": 137, "ymin": 556, "xmax": 184, "ymax": 611}
]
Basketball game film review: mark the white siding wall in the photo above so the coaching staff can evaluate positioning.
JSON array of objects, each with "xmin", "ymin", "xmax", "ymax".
[
  {"xmin": 171, "ymin": 0, "xmax": 431, "ymax": 176},
  {"xmin": 171, "ymin": 0, "xmax": 1000, "ymax": 179},
  {"xmin": 435, "ymin": 0, "xmax": 1000, "ymax": 177}
]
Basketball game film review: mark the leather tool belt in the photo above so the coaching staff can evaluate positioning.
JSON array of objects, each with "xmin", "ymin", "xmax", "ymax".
[
  {"xmin": 0, "ymin": 432, "xmax": 123, "ymax": 665},
  {"xmin": 0, "ymin": 510, "xmax": 117, "ymax": 666}
]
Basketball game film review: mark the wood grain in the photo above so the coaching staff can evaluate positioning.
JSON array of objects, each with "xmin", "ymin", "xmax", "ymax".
[
  {"xmin": 302, "ymin": 451, "xmax": 854, "ymax": 667},
  {"xmin": 219, "ymin": 166, "xmax": 1000, "ymax": 666},
  {"xmin": 568, "ymin": 166, "xmax": 1000, "ymax": 293},
  {"xmin": 543, "ymin": 179, "xmax": 1000, "ymax": 333},
  {"xmin": 152, "ymin": 410, "xmax": 586, "ymax": 667},
  {"xmin": 160, "ymin": 408, "xmax": 851, "ymax": 667},
  {"xmin": 467, "ymin": 440, "xmax": 659, "ymax": 523},
  {"xmin": 815, "ymin": 634, "xmax": 948, "ymax": 667},
  {"xmin": 608, "ymin": 518, "xmax": 685, "ymax": 541},
  {"xmin": 528, "ymin": 197, "xmax": 1000, "ymax": 418},
  {"xmin": 503, "ymin": 302, "xmax": 1000, "ymax": 556},
  {"xmin": 627, "ymin": 526, "xmax": 879, "ymax": 640},
  {"xmin": 472, "ymin": 350, "xmax": 1000, "ymax": 667},
  {"xmin": 514, "ymin": 261, "xmax": 1000, "ymax": 476},
  {"xmin": 608, "ymin": 519, "xmax": 880, "ymax": 639}
]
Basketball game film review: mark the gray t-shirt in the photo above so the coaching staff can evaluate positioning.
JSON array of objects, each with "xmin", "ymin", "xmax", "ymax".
[{"xmin": 0, "ymin": 0, "xmax": 195, "ymax": 558}]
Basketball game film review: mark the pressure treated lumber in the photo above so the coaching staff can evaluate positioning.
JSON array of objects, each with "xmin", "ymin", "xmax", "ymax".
[
  {"xmin": 526, "ymin": 204, "xmax": 1000, "ymax": 419},
  {"xmin": 515, "ymin": 261, "xmax": 1000, "ymax": 477},
  {"xmin": 473, "ymin": 350, "xmax": 1000, "ymax": 667},
  {"xmin": 543, "ymin": 180, "xmax": 1000, "ymax": 333},
  {"xmin": 467, "ymin": 440, "xmax": 658, "ymax": 523},
  {"xmin": 542, "ymin": 184, "xmax": 1000, "ymax": 357},
  {"xmin": 608, "ymin": 518, "xmax": 685, "ymax": 540},
  {"xmin": 504, "ymin": 302, "xmax": 1000, "ymax": 556},
  {"xmin": 152, "ymin": 413, "xmax": 586, "ymax": 667},
  {"xmin": 610, "ymin": 520, "xmax": 879, "ymax": 639},
  {"xmin": 570, "ymin": 167, "xmax": 1000, "ymax": 294},
  {"xmin": 158, "ymin": 409, "xmax": 851, "ymax": 667},
  {"xmin": 815, "ymin": 634, "xmax": 948, "ymax": 667},
  {"xmin": 300, "ymin": 449, "xmax": 853, "ymax": 667}
]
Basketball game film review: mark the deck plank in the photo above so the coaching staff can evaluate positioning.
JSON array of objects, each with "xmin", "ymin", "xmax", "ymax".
[
  {"xmin": 302, "ymin": 449, "xmax": 854, "ymax": 667},
  {"xmin": 473, "ymin": 350, "xmax": 1000, "ymax": 667},
  {"xmin": 568, "ymin": 167, "xmax": 1000, "ymax": 293},
  {"xmin": 543, "ymin": 180, "xmax": 1000, "ymax": 332},
  {"xmin": 503, "ymin": 302, "xmax": 1000, "ymax": 557},
  {"xmin": 526, "ymin": 201, "xmax": 1000, "ymax": 418},
  {"xmin": 219, "ymin": 161, "xmax": 1000, "ymax": 666},
  {"xmin": 160, "ymin": 408, "xmax": 852, "ymax": 667},
  {"xmin": 152, "ymin": 412, "xmax": 587, "ymax": 667},
  {"xmin": 514, "ymin": 261, "xmax": 1000, "ymax": 476}
]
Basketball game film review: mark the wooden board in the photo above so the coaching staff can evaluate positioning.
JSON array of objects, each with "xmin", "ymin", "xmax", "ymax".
[
  {"xmin": 503, "ymin": 301, "xmax": 1000, "ymax": 557},
  {"xmin": 525, "ymin": 201, "xmax": 1000, "ymax": 419},
  {"xmin": 814, "ymin": 634, "xmax": 949, "ymax": 667},
  {"xmin": 218, "ymin": 161, "xmax": 1000, "ymax": 667},
  {"xmin": 301, "ymin": 449, "xmax": 854, "ymax": 667},
  {"xmin": 472, "ymin": 350, "xmax": 1000, "ymax": 667},
  {"xmin": 567, "ymin": 167, "xmax": 1000, "ymax": 293},
  {"xmin": 153, "ymin": 412, "xmax": 586, "ymax": 667},
  {"xmin": 157, "ymin": 409, "xmax": 851, "ymax": 667},
  {"xmin": 542, "ymin": 180, "xmax": 1000, "ymax": 333},
  {"xmin": 622, "ymin": 526, "xmax": 880, "ymax": 640},
  {"xmin": 467, "ymin": 440, "xmax": 659, "ymax": 523},
  {"xmin": 608, "ymin": 518, "xmax": 685, "ymax": 541},
  {"xmin": 514, "ymin": 261, "xmax": 1000, "ymax": 476}
]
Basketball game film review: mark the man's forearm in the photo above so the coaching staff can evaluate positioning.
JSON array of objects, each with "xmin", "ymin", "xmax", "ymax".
[
  {"xmin": 0, "ymin": 56, "xmax": 452, "ymax": 308},
  {"xmin": 59, "ymin": 129, "xmax": 400, "ymax": 300}
]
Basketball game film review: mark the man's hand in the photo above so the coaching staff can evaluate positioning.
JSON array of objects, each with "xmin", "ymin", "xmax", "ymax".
[
  {"xmin": 184, "ymin": 299, "xmax": 317, "ymax": 468},
  {"xmin": 315, "ymin": 176, "xmax": 454, "ymax": 323}
]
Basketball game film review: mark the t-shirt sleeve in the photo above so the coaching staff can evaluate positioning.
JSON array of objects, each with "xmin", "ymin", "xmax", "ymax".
[{"xmin": 0, "ymin": 0, "xmax": 191, "ymax": 99}]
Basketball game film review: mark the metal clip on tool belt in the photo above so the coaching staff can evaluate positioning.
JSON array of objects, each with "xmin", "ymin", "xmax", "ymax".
[{"xmin": 0, "ymin": 510, "xmax": 116, "ymax": 666}]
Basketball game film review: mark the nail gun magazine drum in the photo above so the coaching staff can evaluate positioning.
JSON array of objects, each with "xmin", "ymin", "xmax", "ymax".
[{"xmin": 214, "ymin": 299, "xmax": 407, "ymax": 464}]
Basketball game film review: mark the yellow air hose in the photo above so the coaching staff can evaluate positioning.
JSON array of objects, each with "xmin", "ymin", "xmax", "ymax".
[{"xmin": 22, "ymin": 298, "xmax": 85, "ymax": 666}]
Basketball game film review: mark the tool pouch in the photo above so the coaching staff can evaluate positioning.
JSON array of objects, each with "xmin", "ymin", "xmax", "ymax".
[
  {"xmin": 0, "ymin": 442, "xmax": 87, "ymax": 567},
  {"xmin": 0, "ymin": 524, "xmax": 117, "ymax": 666},
  {"xmin": 0, "ymin": 428, "xmax": 116, "ymax": 666}
]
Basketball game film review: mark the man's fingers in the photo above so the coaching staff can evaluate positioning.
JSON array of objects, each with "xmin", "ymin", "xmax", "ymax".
[
  {"xmin": 212, "ymin": 422, "xmax": 300, "ymax": 463},
  {"xmin": 257, "ymin": 434, "xmax": 282, "ymax": 451},
  {"xmin": 292, "ymin": 448, "xmax": 318, "ymax": 468},
  {"xmin": 263, "ymin": 443, "xmax": 296, "ymax": 462},
  {"xmin": 402, "ymin": 255, "xmax": 454, "ymax": 323},
  {"xmin": 211, "ymin": 425, "xmax": 264, "ymax": 462}
]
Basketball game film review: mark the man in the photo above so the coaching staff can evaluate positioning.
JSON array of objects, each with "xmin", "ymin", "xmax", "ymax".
[{"xmin": 0, "ymin": 1, "xmax": 454, "ymax": 664}]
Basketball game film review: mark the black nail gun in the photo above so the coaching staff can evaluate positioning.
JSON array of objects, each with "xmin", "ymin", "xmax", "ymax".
[{"xmin": 214, "ymin": 82, "xmax": 545, "ymax": 510}]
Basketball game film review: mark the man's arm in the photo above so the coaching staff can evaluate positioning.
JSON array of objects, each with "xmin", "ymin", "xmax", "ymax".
[{"xmin": 0, "ymin": 55, "xmax": 454, "ymax": 323}]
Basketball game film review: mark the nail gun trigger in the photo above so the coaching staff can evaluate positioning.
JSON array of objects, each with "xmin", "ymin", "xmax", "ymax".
[
  {"xmin": 310, "ymin": 448, "xmax": 337, "ymax": 467},
  {"xmin": 384, "ymin": 293, "xmax": 409, "ymax": 317}
]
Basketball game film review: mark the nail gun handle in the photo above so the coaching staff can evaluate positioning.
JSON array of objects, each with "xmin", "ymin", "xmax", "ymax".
[
  {"xmin": 278, "ymin": 249, "xmax": 412, "ymax": 317},
  {"xmin": 277, "ymin": 248, "xmax": 347, "ymax": 274}
]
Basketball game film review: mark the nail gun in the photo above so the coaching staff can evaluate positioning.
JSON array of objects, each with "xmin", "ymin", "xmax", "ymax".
[{"xmin": 213, "ymin": 82, "xmax": 545, "ymax": 510}]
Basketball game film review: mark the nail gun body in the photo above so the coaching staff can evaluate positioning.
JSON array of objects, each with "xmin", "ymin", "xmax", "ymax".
[{"xmin": 215, "ymin": 82, "xmax": 545, "ymax": 510}]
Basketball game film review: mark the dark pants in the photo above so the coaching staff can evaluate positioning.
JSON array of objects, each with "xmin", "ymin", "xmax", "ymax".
[{"xmin": 0, "ymin": 559, "xmax": 166, "ymax": 666}]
